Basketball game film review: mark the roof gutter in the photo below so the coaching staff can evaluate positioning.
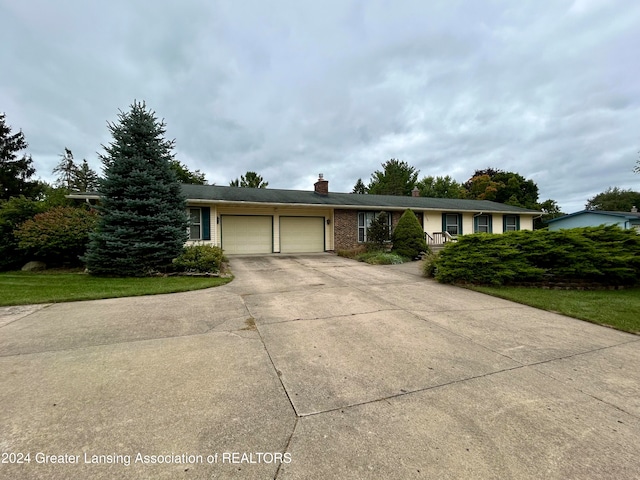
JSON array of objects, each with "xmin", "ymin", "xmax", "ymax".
[
  {"xmin": 66, "ymin": 194, "xmax": 540, "ymax": 215},
  {"xmin": 186, "ymin": 199, "xmax": 538, "ymax": 214}
]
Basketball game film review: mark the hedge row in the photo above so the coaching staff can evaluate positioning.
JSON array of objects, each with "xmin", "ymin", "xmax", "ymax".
[{"xmin": 425, "ymin": 226, "xmax": 640, "ymax": 286}]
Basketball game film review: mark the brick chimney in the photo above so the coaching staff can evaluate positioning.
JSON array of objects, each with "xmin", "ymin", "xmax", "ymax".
[
  {"xmin": 411, "ymin": 186, "xmax": 420, "ymax": 197},
  {"xmin": 314, "ymin": 174, "xmax": 329, "ymax": 196}
]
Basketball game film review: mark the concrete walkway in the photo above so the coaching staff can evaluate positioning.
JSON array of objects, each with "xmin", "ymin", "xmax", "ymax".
[{"xmin": 1, "ymin": 254, "xmax": 638, "ymax": 479}]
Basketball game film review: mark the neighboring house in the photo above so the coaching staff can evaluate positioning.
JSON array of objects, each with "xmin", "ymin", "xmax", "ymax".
[
  {"xmin": 546, "ymin": 208, "xmax": 640, "ymax": 232},
  {"xmin": 71, "ymin": 175, "xmax": 541, "ymax": 254}
]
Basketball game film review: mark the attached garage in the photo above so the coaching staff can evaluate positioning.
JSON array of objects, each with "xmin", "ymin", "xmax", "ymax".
[
  {"xmin": 280, "ymin": 216, "xmax": 325, "ymax": 253},
  {"xmin": 221, "ymin": 215, "xmax": 273, "ymax": 254}
]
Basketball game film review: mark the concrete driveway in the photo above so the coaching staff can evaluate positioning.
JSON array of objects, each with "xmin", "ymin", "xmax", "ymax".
[{"xmin": 1, "ymin": 254, "xmax": 639, "ymax": 479}]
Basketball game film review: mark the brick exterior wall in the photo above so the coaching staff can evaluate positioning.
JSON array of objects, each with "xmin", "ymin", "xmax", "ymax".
[
  {"xmin": 334, "ymin": 209, "xmax": 359, "ymax": 250},
  {"xmin": 334, "ymin": 209, "xmax": 422, "ymax": 250}
]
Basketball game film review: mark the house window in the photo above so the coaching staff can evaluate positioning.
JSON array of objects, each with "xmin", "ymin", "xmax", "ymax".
[
  {"xmin": 444, "ymin": 213, "xmax": 461, "ymax": 235},
  {"xmin": 474, "ymin": 214, "xmax": 492, "ymax": 233},
  {"xmin": 358, "ymin": 211, "xmax": 391, "ymax": 243},
  {"xmin": 189, "ymin": 208, "xmax": 201, "ymax": 240},
  {"xmin": 503, "ymin": 215, "xmax": 520, "ymax": 231}
]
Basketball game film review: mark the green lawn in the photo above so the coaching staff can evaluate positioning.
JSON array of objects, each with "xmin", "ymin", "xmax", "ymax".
[
  {"xmin": 0, "ymin": 270, "xmax": 232, "ymax": 306},
  {"xmin": 471, "ymin": 286, "xmax": 640, "ymax": 334}
]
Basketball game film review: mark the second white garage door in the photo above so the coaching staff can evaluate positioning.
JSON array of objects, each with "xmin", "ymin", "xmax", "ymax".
[
  {"xmin": 280, "ymin": 216, "xmax": 325, "ymax": 253},
  {"xmin": 221, "ymin": 216, "xmax": 273, "ymax": 254}
]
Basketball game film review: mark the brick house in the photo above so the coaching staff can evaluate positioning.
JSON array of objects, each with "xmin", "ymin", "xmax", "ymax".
[
  {"xmin": 71, "ymin": 174, "xmax": 540, "ymax": 254},
  {"xmin": 178, "ymin": 175, "xmax": 540, "ymax": 254}
]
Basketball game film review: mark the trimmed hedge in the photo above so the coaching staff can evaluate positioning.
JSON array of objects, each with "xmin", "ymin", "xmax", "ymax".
[
  {"xmin": 392, "ymin": 209, "xmax": 428, "ymax": 259},
  {"xmin": 425, "ymin": 226, "xmax": 640, "ymax": 286}
]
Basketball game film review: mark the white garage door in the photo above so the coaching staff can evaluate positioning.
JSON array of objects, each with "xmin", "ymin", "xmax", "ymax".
[
  {"xmin": 221, "ymin": 216, "xmax": 273, "ymax": 254},
  {"xmin": 280, "ymin": 217, "xmax": 325, "ymax": 253}
]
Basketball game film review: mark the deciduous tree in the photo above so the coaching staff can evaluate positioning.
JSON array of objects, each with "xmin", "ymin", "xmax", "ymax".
[
  {"xmin": 0, "ymin": 196, "xmax": 46, "ymax": 270},
  {"xmin": 15, "ymin": 206, "xmax": 97, "ymax": 265},
  {"xmin": 169, "ymin": 160, "xmax": 206, "ymax": 185},
  {"xmin": 464, "ymin": 168, "xmax": 539, "ymax": 209},
  {"xmin": 586, "ymin": 187, "xmax": 640, "ymax": 212},
  {"xmin": 415, "ymin": 175, "xmax": 466, "ymax": 198}
]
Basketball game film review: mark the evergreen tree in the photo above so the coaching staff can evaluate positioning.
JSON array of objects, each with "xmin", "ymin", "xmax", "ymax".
[
  {"xmin": 391, "ymin": 209, "xmax": 428, "ymax": 259},
  {"xmin": 229, "ymin": 171, "xmax": 268, "ymax": 188},
  {"xmin": 352, "ymin": 178, "xmax": 366, "ymax": 194},
  {"xmin": 83, "ymin": 101, "xmax": 188, "ymax": 276},
  {"xmin": 73, "ymin": 159, "xmax": 100, "ymax": 192},
  {"xmin": 53, "ymin": 148, "xmax": 77, "ymax": 190},
  {"xmin": 0, "ymin": 113, "xmax": 41, "ymax": 200},
  {"xmin": 53, "ymin": 148, "xmax": 100, "ymax": 192},
  {"xmin": 366, "ymin": 212, "xmax": 390, "ymax": 249},
  {"xmin": 367, "ymin": 159, "xmax": 419, "ymax": 196}
]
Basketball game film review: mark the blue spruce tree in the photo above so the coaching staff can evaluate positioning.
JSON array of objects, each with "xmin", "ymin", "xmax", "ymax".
[{"xmin": 83, "ymin": 101, "xmax": 188, "ymax": 276}]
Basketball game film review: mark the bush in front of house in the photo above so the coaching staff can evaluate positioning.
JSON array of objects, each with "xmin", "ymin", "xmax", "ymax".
[
  {"xmin": 356, "ymin": 251, "xmax": 406, "ymax": 265},
  {"xmin": 173, "ymin": 244, "xmax": 225, "ymax": 273},
  {"xmin": 366, "ymin": 212, "xmax": 391, "ymax": 251},
  {"xmin": 391, "ymin": 209, "xmax": 429, "ymax": 259},
  {"xmin": 336, "ymin": 245, "xmax": 367, "ymax": 259},
  {"xmin": 426, "ymin": 225, "xmax": 640, "ymax": 286},
  {"xmin": 14, "ymin": 206, "xmax": 98, "ymax": 266}
]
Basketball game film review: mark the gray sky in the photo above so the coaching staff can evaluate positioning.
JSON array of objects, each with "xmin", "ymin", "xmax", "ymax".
[{"xmin": 2, "ymin": 0, "xmax": 639, "ymax": 212}]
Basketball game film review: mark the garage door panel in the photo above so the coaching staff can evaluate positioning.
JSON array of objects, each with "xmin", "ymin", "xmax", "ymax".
[
  {"xmin": 280, "ymin": 217, "xmax": 325, "ymax": 253},
  {"xmin": 221, "ymin": 216, "xmax": 272, "ymax": 254}
]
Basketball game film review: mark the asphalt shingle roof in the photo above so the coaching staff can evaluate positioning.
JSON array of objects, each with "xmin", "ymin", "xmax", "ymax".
[
  {"xmin": 181, "ymin": 184, "xmax": 540, "ymax": 214},
  {"xmin": 546, "ymin": 209, "xmax": 640, "ymax": 223}
]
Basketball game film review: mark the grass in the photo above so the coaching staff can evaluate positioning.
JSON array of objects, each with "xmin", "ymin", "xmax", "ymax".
[
  {"xmin": 470, "ymin": 285, "xmax": 640, "ymax": 334},
  {"xmin": 0, "ymin": 270, "xmax": 232, "ymax": 306}
]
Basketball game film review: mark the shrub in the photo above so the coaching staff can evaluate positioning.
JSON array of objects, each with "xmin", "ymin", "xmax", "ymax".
[
  {"xmin": 14, "ymin": 206, "xmax": 98, "ymax": 266},
  {"xmin": 173, "ymin": 244, "xmax": 225, "ymax": 273},
  {"xmin": 0, "ymin": 196, "xmax": 46, "ymax": 271},
  {"xmin": 422, "ymin": 251, "xmax": 439, "ymax": 278},
  {"xmin": 337, "ymin": 245, "xmax": 367, "ymax": 259},
  {"xmin": 366, "ymin": 212, "xmax": 391, "ymax": 251},
  {"xmin": 391, "ymin": 209, "xmax": 428, "ymax": 259},
  {"xmin": 429, "ymin": 226, "xmax": 640, "ymax": 286},
  {"xmin": 356, "ymin": 251, "xmax": 406, "ymax": 265}
]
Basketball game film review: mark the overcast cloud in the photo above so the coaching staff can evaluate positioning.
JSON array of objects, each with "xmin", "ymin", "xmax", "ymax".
[{"xmin": 1, "ymin": 0, "xmax": 639, "ymax": 212}]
